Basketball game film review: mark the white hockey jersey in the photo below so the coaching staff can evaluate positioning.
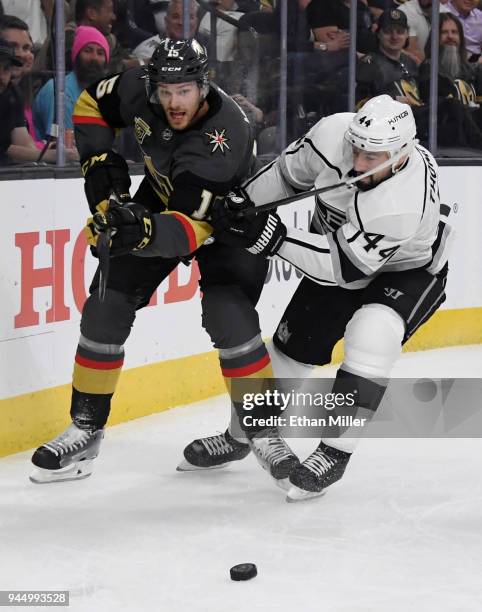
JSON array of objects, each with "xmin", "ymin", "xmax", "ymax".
[{"xmin": 245, "ymin": 113, "xmax": 454, "ymax": 289}]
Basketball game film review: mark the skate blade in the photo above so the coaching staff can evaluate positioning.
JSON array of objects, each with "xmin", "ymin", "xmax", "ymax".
[
  {"xmin": 250, "ymin": 453, "xmax": 297, "ymax": 492},
  {"xmin": 285, "ymin": 485, "xmax": 327, "ymax": 503},
  {"xmin": 176, "ymin": 459, "xmax": 230, "ymax": 472},
  {"xmin": 29, "ymin": 460, "xmax": 94, "ymax": 484},
  {"xmin": 273, "ymin": 477, "xmax": 290, "ymax": 492}
]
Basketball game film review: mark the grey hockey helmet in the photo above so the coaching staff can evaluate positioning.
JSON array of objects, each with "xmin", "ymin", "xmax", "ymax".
[
  {"xmin": 145, "ymin": 37, "xmax": 210, "ymax": 104},
  {"xmin": 345, "ymin": 95, "xmax": 417, "ymax": 164}
]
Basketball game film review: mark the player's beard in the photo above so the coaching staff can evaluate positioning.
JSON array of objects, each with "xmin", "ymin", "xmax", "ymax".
[
  {"xmin": 348, "ymin": 168, "xmax": 391, "ymax": 191},
  {"xmin": 439, "ymin": 45, "xmax": 462, "ymax": 81}
]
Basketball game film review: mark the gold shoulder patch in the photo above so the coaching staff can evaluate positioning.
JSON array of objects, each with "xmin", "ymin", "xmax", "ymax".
[{"xmin": 134, "ymin": 116, "xmax": 152, "ymax": 144}]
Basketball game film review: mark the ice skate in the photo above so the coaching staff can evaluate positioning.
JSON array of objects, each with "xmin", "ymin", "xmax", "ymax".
[
  {"xmin": 249, "ymin": 428, "xmax": 300, "ymax": 490},
  {"xmin": 30, "ymin": 423, "xmax": 104, "ymax": 484},
  {"xmin": 286, "ymin": 442, "xmax": 351, "ymax": 502},
  {"xmin": 177, "ymin": 429, "xmax": 251, "ymax": 471}
]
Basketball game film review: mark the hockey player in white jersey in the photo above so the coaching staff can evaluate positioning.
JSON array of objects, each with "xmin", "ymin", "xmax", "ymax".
[{"xmin": 195, "ymin": 94, "xmax": 453, "ymax": 501}]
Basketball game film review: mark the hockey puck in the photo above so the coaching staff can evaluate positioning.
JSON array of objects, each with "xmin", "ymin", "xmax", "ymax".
[{"xmin": 230, "ymin": 563, "xmax": 257, "ymax": 581}]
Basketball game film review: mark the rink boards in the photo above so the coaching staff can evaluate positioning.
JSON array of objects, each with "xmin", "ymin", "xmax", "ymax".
[{"xmin": 1, "ymin": 166, "xmax": 481, "ymax": 456}]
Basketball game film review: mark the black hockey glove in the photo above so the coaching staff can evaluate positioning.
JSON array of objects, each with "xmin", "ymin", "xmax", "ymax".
[
  {"xmin": 85, "ymin": 202, "xmax": 154, "ymax": 256},
  {"xmin": 81, "ymin": 150, "xmax": 131, "ymax": 213},
  {"xmin": 209, "ymin": 190, "xmax": 286, "ymax": 256}
]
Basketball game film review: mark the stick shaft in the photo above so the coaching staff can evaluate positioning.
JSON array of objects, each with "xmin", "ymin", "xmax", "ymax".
[
  {"xmin": 240, "ymin": 180, "xmax": 348, "ymax": 217},
  {"xmin": 97, "ymin": 228, "xmax": 111, "ymax": 302},
  {"xmin": 239, "ymin": 143, "xmax": 416, "ymax": 217}
]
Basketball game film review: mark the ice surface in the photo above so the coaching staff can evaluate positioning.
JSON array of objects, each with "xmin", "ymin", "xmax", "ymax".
[{"xmin": 1, "ymin": 346, "xmax": 481, "ymax": 612}]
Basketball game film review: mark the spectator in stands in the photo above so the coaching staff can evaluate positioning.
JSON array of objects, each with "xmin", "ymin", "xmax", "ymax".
[
  {"xmin": 237, "ymin": 0, "xmax": 311, "ymax": 53},
  {"xmin": 33, "ymin": 26, "xmax": 109, "ymax": 141},
  {"xmin": 0, "ymin": 15, "xmax": 34, "ymax": 86},
  {"xmin": 234, "ymin": 0, "xmax": 344, "ymax": 139},
  {"xmin": 1, "ymin": 0, "xmax": 50, "ymax": 46},
  {"xmin": 199, "ymin": 0, "xmax": 243, "ymax": 64},
  {"xmin": 446, "ymin": 0, "xmax": 482, "ymax": 61},
  {"xmin": 133, "ymin": 0, "xmax": 168, "ymax": 36},
  {"xmin": 367, "ymin": 0, "xmax": 397, "ymax": 20},
  {"xmin": 306, "ymin": 0, "xmax": 377, "ymax": 54},
  {"xmin": 236, "ymin": 0, "xmax": 342, "ymax": 101},
  {"xmin": 420, "ymin": 13, "xmax": 482, "ymax": 133},
  {"xmin": 0, "ymin": 38, "xmax": 24, "ymax": 164},
  {"xmin": 35, "ymin": 0, "xmax": 138, "ymax": 79},
  {"xmin": 112, "ymin": 0, "xmax": 153, "ymax": 50},
  {"xmin": 0, "ymin": 39, "xmax": 77, "ymax": 165},
  {"xmin": 0, "ymin": 15, "xmax": 43, "ymax": 148},
  {"xmin": 133, "ymin": 0, "xmax": 206, "ymax": 63},
  {"xmin": 356, "ymin": 8, "xmax": 423, "ymax": 104},
  {"xmin": 71, "ymin": 0, "xmax": 138, "ymax": 71},
  {"xmin": 397, "ymin": 0, "xmax": 451, "ymax": 64},
  {"xmin": 358, "ymin": 8, "xmax": 482, "ymax": 146}
]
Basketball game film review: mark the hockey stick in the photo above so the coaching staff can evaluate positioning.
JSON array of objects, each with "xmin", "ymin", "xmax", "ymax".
[
  {"xmin": 96, "ymin": 193, "xmax": 123, "ymax": 302},
  {"xmin": 97, "ymin": 228, "xmax": 111, "ymax": 302},
  {"xmin": 238, "ymin": 142, "xmax": 417, "ymax": 217}
]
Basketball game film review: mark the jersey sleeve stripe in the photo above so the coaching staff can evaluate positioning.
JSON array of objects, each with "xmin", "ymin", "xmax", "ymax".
[
  {"xmin": 336, "ymin": 228, "xmax": 374, "ymax": 277},
  {"xmin": 279, "ymin": 155, "xmax": 314, "ymax": 191},
  {"xmin": 286, "ymin": 138, "xmax": 343, "ymax": 179},
  {"xmin": 73, "ymin": 116, "xmax": 109, "ymax": 127},
  {"xmin": 243, "ymin": 159, "xmax": 276, "ymax": 188},
  {"xmin": 419, "ymin": 148, "xmax": 428, "ymax": 217},
  {"xmin": 329, "ymin": 232, "xmax": 369, "ymax": 283},
  {"xmin": 166, "ymin": 211, "xmax": 211, "ymax": 252},
  {"xmin": 277, "ymin": 253, "xmax": 337, "ymax": 285},
  {"xmin": 354, "ymin": 192, "xmax": 365, "ymax": 232},
  {"xmin": 73, "ymin": 90, "xmax": 108, "ymax": 126},
  {"xmin": 284, "ymin": 236, "xmax": 330, "ymax": 253}
]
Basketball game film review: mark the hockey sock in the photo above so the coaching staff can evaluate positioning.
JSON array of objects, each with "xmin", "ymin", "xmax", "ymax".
[
  {"xmin": 71, "ymin": 340, "xmax": 124, "ymax": 430},
  {"xmin": 321, "ymin": 367, "xmax": 387, "ymax": 454},
  {"xmin": 218, "ymin": 336, "xmax": 274, "ymax": 440}
]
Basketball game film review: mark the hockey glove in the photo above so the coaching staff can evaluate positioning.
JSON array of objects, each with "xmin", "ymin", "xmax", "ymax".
[
  {"xmin": 85, "ymin": 202, "xmax": 154, "ymax": 257},
  {"xmin": 209, "ymin": 193, "xmax": 286, "ymax": 256},
  {"xmin": 81, "ymin": 150, "xmax": 131, "ymax": 213}
]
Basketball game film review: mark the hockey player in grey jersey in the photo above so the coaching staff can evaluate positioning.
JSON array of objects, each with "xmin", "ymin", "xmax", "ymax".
[
  {"xmin": 29, "ymin": 38, "xmax": 302, "ymax": 484},
  {"xmin": 202, "ymin": 95, "xmax": 454, "ymax": 501}
]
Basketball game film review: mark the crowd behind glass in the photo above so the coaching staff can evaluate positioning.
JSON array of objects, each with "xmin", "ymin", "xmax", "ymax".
[{"xmin": 0, "ymin": 0, "xmax": 481, "ymax": 169}]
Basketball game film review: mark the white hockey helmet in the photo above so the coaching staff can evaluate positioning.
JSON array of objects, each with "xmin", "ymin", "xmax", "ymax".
[{"xmin": 345, "ymin": 95, "xmax": 417, "ymax": 161}]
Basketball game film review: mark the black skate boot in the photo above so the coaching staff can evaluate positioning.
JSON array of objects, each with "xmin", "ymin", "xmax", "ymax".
[
  {"xmin": 177, "ymin": 429, "xmax": 251, "ymax": 471},
  {"xmin": 30, "ymin": 423, "xmax": 104, "ymax": 484},
  {"xmin": 248, "ymin": 427, "xmax": 300, "ymax": 490},
  {"xmin": 286, "ymin": 441, "xmax": 351, "ymax": 502}
]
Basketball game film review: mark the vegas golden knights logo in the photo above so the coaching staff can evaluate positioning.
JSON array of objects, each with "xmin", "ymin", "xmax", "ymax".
[
  {"xmin": 453, "ymin": 79, "xmax": 477, "ymax": 107},
  {"xmin": 394, "ymin": 80, "xmax": 423, "ymax": 107},
  {"xmin": 144, "ymin": 156, "xmax": 173, "ymax": 205},
  {"xmin": 134, "ymin": 117, "xmax": 152, "ymax": 144}
]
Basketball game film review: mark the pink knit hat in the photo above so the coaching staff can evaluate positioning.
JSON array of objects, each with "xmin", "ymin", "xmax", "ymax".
[{"xmin": 71, "ymin": 26, "xmax": 110, "ymax": 64}]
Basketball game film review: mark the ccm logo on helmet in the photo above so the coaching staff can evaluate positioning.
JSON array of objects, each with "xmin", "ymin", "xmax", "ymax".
[
  {"xmin": 388, "ymin": 110, "xmax": 409, "ymax": 125},
  {"xmin": 161, "ymin": 66, "xmax": 182, "ymax": 72}
]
